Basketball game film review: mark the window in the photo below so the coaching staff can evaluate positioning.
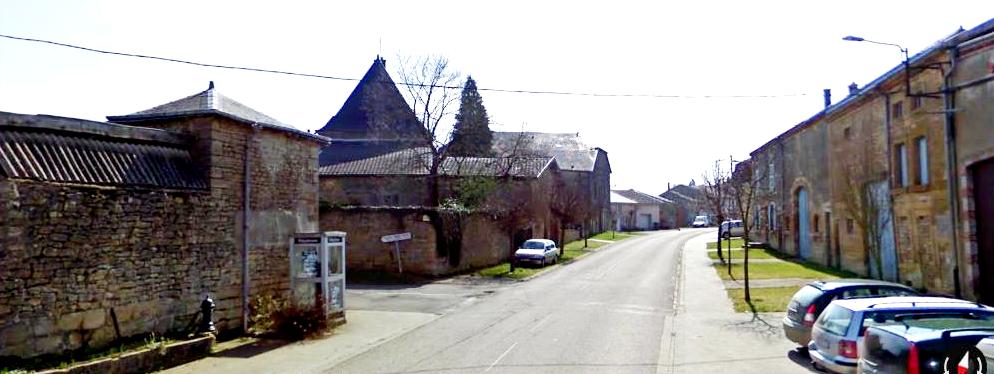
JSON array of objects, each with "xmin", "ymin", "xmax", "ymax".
[
  {"xmin": 911, "ymin": 96, "xmax": 923, "ymax": 110},
  {"xmin": 892, "ymin": 101, "xmax": 904, "ymax": 120},
  {"xmin": 813, "ymin": 214, "xmax": 820, "ymax": 233},
  {"xmin": 916, "ymin": 136, "xmax": 928, "ymax": 185},
  {"xmin": 846, "ymin": 218, "xmax": 854, "ymax": 234},
  {"xmin": 896, "ymin": 143, "xmax": 909, "ymax": 187},
  {"xmin": 816, "ymin": 304, "xmax": 854, "ymax": 336},
  {"xmin": 843, "ymin": 127, "xmax": 852, "ymax": 140},
  {"xmin": 768, "ymin": 204, "xmax": 776, "ymax": 230},
  {"xmin": 767, "ymin": 159, "xmax": 776, "ymax": 191},
  {"xmin": 841, "ymin": 288, "xmax": 872, "ymax": 298}
]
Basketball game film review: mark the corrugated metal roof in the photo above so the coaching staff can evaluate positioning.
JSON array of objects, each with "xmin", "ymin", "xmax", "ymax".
[{"xmin": 0, "ymin": 113, "xmax": 206, "ymax": 189}]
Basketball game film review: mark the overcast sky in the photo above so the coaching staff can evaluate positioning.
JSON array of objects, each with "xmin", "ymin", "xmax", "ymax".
[{"xmin": 2, "ymin": 1, "xmax": 993, "ymax": 195}]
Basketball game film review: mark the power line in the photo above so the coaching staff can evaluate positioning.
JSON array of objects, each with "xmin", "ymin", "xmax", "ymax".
[{"xmin": 0, "ymin": 33, "xmax": 810, "ymax": 99}]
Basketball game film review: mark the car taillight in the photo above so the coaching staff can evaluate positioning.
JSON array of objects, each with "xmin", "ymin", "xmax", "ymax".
[
  {"xmin": 907, "ymin": 342, "xmax": 919, "ymax": 374},
  {"xmin": 803, "ymin": 304, "xmax": 816, "ymax": 327},
  {"xmin": 839, "ymin": 339, "xmax": 858, "ymax": 359}
]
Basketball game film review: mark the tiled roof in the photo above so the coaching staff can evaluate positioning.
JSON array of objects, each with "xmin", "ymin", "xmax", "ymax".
[
  {"xmin": 317, "ymin": 57, "xmax": 428, "ymax": 141},
  {"xmin": 107, "ymin": 82, "xmax": 328, "ymax": 143},
  {"xmin": 319, "ymin": 147, "xmax": 555, "ymax": 178},
  {"xmin": 0, "ymin": 112, "xmax": 206, "ymax": 189},
  {"xmin": 613, "ymin": 189, "xmax": 673, "ymax": 205},
  {"xmin": 491, "ymin": 132, "xmax": 603, "ymax": 172},
  {"xmin": 610, "ymin": 191, "xmax": 638, "ymax": 204}
]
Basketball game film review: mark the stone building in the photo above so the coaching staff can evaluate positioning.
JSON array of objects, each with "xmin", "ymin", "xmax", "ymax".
[
  {"xmin": 492, "ymin": 132, "xmax": 612, "ymax": 235},
  {"xmin": 750, "ymin": 18, "xmax": 994, "ymax": 301},
  {"xmin": 0, "ymin": 83, "xmax": 327, "ymax": 358},
  {"xmin": 316, "ymin": 57, "xmax": 610, "ymax": 274},
  {"xmin": 660, "ymin": 184, "xmax": 704, "ymax": 227},
  {"xmin": 611, "ymin": 189, "xmax": 676, "ymax": 230}
]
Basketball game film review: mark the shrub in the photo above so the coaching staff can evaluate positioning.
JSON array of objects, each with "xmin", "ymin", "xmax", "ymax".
[{"xmin": 250, "ymin": 294, "xmax": 328, "ymax": 340}]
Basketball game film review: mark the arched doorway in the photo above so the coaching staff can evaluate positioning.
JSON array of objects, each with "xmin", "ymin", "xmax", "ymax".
[
  {"xmin": 971, "ymin": 158, "xmax": 994, "ymax": 304},
  {"xmin": 797, "ymin": 187, "xmax": 811, "ymax": 260}
]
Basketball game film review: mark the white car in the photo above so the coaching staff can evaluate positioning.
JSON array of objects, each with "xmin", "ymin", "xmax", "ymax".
[
  {"xmin": 719, "ymin": 220, "xmax": 744, "ymax": 239},
  {"xmin": 513, "ymin": 239, "xmax": 559, "ymax": 267},
  {"xmin": 692, "ymin": 215, "xmax": 710, "ymax": 228}
]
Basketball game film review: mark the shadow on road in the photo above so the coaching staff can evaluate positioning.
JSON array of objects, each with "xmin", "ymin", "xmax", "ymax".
[
  {"xmin": 211, "ymin": 338, "xmax": 292, "ymax": 359},
  {"xmin": 786, "ymin": 349, "xmax": 822, "ymax": 372}
]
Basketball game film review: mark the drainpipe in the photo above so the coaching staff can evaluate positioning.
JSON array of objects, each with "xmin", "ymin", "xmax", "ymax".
[
  {"xmin": 242, "ymin": 123, "xmax": 260, "ymax": 333},
  {"xmin": 942, "ymin": 46, "xmax": 962, "ymax": 298}
]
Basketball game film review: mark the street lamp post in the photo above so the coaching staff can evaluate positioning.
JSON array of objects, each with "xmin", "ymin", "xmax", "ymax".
[{"xmin": 842, "ymin": 35, "xmax": 920, "ymax": 98}]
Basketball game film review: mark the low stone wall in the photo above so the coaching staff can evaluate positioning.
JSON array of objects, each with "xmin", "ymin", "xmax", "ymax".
[{"xmin": 319, "ymin": 207, "xmax": 509, "ymax": 276}]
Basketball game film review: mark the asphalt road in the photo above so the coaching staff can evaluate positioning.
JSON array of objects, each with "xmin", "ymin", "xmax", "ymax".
[{"xmin": 329, "ymin": 229, "xmax": 707, "ymax": 374}]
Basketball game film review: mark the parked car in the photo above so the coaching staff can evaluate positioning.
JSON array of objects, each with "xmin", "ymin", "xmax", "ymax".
[
  {"xmin": 719, "ymin": 220, "xmax": 744, "ymax": 239},
  {"xmin": 692, "ymin": 215, "xmax": 710, "ymax": 228},
  {"xmin": 859, "ymin": 312, "xmax": 994, "ymax": 374},
  {"xmin": 513, "ymin": 239, "xmax": 559, "ymax": 267},
  {"xmin": 783, "ymin": 279, "xmax": 917, "ymax": 349},
  {"xmin": 809, "ymin": 296, "xmax": 994, "ymax": 373}
]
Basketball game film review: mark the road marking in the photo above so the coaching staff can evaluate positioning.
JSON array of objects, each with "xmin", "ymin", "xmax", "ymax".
[
  {"xmin": 485, "ymin": 342, "xmax": 518, "ymax": 372},
  {"xmin": 529, "ymin": 315, "xmax": 551, "ymax": 333}
]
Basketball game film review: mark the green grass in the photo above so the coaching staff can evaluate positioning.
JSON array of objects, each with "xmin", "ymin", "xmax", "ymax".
[
  {"xmin": 475, "ymin": 239, "xmax": 608, "ymax": 280},
  {"xmin": 589, "ymin": 231, "xmax": 638, "ymax": 241},
  {"xmin": 706, "ymin": 238, "xmax": 745, "ymax": 249},
  {"xmin": 713, "ymin": 260, "xmax": 856, "ymax": 281},
  {"xmin": 707, "ymin": 247, "xmax": 789, "ymax": 260},
  {"xmin": 727, "ymin": 286, "xmax": 800, "ymax": 313}
]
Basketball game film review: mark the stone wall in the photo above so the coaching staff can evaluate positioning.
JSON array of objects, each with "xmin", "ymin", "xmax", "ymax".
[
  {"xmin": 319, "ymin": 207, "xmax": 509, "ymax": 276},
  {"xmin": 0, "ymin": 115, "xmax": 321, "ymax": 359}
]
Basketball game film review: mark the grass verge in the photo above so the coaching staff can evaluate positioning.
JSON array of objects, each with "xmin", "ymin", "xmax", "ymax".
[
  {"xmin": 727, "ymin": 286, "xmax": 799, "ymax": 313},
  {"xmin": 707, "ymin": 238, "xmax": 745, "ymax": 249},
  {"xmin": 713, "ymin": 260, "xmax": 856, "ymax": 281},
  {"xmin": 475, "ymin": 239, "xmax": 609, "ymax": 280},
  {"xmin": 589, "ymin": 231, "xmax": 638, "ymax": 241},
  {"xmin": 707, "ymin": 247, "xmax": 789, "ymax": 260}
]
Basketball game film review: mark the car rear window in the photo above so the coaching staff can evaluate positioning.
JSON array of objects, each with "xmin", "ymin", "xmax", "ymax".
[
  {"xmin": 817, "ymin": 303, "xmax": 854, "ymax": 335},
  {"xmin": 791, "ymin": 285, "xmax": 823, "ymax": 307},
  {"xmin": 862, "ymin": 328, "xmax": 910, "ymax": 369}
]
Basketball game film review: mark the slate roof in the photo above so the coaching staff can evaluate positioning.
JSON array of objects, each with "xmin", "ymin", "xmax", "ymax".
[
  {"xmin": 491, "ymin": 131, "xmax": 606, "ymax": 172},
  {"xmin": 318, "ymin": 147, "xmax": 556, "ymax": 178},
  {"xmin": 317, "ymin": 57, "xmax": 428, "ymax": 141},
  {"xmin": 318, "ymin": 139, "xmax": 423, "ymax": 166},
  {"xmin": 661, "ymin": 184, "xmax": 702, "ymax": 203},
  {"xmin": 0, "ymin": 112, "xmax": 206, "ymax": 189},
  {"xmin": 613, "ymin": 189, "xmax": 673, "ymax": 205},
  {"xmin": 107, "ymin": 82, "xmax": 328, "ymax": 143}
]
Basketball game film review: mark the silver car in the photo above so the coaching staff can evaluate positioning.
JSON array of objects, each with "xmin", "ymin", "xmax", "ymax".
[{"xmin": 809, "ymin": 296, "xmax": 989, "ymax": 374}]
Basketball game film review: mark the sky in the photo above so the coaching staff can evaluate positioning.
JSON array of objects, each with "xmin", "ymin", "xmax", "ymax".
[{"xmin": 2, "ymin": 1, "xmax": 993, "ymax": 195}]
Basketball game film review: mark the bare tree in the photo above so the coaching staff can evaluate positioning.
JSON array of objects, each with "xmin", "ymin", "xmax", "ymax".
[
  {"xmin": 701, "ymin": 161, "xmax": 729, "ymax": 263},
  {"xmin": 396, "ymin": 55, "xmax": 462, "ymax": 206},
  {"xmin": 837, "ymin": 137, "xmax": 891, "ymax": 279},
  {"xmin": 729, "ymin": 160, "xmax": 766, "ymax": 304}
]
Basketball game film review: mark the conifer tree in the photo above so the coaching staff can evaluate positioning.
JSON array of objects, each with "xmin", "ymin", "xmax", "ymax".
[{"xmin": 449, "ymin": 76, "xmax": 493, "ymax": 156}]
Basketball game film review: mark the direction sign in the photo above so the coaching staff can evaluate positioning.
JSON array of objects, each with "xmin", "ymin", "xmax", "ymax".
[{"xmin": 381, "ymin": 232, "xmax": 412, "ymax": 243}]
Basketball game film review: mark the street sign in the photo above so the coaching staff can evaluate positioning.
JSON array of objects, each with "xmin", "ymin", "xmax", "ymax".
[
  {"xmin": 381, "ymin": 232, "xmax": 412, "ymax": 243},
  {"xmin": 381, "ymin": 232, "xmax": 412, "ymax": 273}
]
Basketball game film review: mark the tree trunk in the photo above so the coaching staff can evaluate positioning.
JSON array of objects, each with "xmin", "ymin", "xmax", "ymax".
[
  {"xmin": 743, "ymin": 232, "xmax": 751, "ymax": 302},
  {"xmin": 508, "ymin": 229, "xmax": 516, "ymax": 272},
  {"xmin": 583, "ymin": 222, "xmax": 588, "ymax": 248}
]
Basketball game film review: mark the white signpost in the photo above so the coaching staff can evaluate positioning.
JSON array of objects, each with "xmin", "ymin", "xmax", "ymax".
[{"xmin": 381, "ymin": 232, "xmax": 412, "ymax": 273}]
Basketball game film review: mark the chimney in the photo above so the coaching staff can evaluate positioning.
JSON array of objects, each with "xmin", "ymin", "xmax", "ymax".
[
  {"xmin": 823, "ymin": 89, "xmax": 831, "ymax": 108},
  {"xmin": 848, "ymin": 82, "xmax": 859, "ymax": 95},
  {"xmin": 667, "ymin": 182, "xmax": 671, "ymax": 191}
]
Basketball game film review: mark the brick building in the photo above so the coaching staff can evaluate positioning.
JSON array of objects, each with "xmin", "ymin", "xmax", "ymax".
[
  {"xmin": 0, "ymin": 83, "xmax": 327, "ymax": 358},
  {"xmin": 750, "ymin": 18, "xmax": 994, "ymax": 301}
]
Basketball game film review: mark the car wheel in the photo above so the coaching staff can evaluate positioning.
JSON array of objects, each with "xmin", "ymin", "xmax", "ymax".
[
  {"xmin": 541, "ymin": 258, "xmax": 546, "ymax": 267},
  {"xmin": 722, "ymin": 232, "xmax": 730, "ymax": 240}
]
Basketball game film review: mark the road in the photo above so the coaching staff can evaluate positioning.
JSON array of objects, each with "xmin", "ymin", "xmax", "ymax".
[{"xmin": 329, "ymin": 229, "xmax": 707, "ymax": 374}]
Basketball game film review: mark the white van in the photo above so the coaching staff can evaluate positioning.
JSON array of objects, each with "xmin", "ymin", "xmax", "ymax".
[{"xmin": 692, "ymin": 215, "xmax": 710, "ymax": 228}]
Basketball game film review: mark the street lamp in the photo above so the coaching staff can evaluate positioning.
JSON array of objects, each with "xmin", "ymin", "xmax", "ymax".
[{"xmin": 842, "ymin": 35, "xmax": 923, "ymax": 97}]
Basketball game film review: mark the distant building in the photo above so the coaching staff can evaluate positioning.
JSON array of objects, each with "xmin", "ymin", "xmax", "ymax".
[
  {"xmin": 660, "ymin": 184, "xmax": 704, "ymax": 226},
  {"xmin": 611, "ymin": 189, "xmax": 676, "ymax": 230}
]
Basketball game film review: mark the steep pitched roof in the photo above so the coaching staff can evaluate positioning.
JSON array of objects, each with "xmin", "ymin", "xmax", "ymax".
[
  {"xmin": 491, "ymin": 132, "xmax": 607, "ymax": 172},
  {"xmin": 318, "ymin": 147, "xmax": 556, "ymax": 178},
  {"xmin": 0, "ymin": 111, "xmax": 206, "ymax": 189},
  {"xmin": 107, "ymin": 82, "xmax": 328, "ymax": 143},
  {"xmin": 317, "ymin": 57, "xmax": 428, "ymax": 141},
  {"xmin": 613, "ymin": 189, "xmax": 673, "ymax": 205}
]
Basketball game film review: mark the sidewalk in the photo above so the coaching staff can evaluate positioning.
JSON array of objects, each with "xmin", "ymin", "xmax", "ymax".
[
  {"xmin": 661, "ymin": 232, "xmax": 811, "ymax": 374},
  {"xmin": 163, "ymin": 310, "xmax": 437, "ymax": 374}
]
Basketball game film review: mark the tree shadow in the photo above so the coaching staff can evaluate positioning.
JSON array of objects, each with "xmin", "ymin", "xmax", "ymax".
[{"xmin": 211, "ymin": 338, "xmax": 292, "ymax": 359}]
